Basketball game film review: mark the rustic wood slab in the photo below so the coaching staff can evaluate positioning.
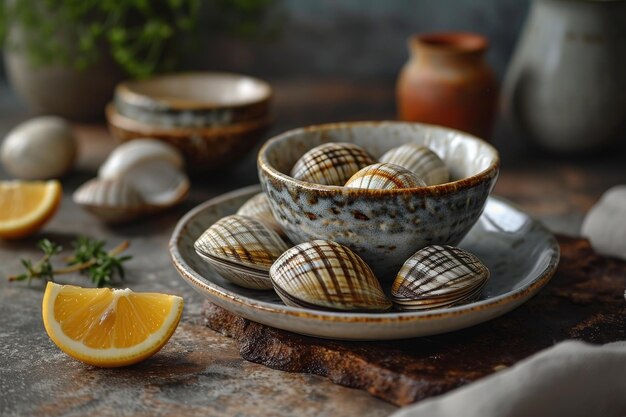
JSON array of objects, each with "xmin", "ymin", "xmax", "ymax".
[{"xmin": 202, "ymin": 235, "xmax": 626, "ymax": 406}]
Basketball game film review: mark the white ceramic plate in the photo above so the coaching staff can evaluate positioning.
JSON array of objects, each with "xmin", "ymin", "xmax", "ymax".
[{"xmin": 170, "ymin": 185, "xmax": 560, "ymax": 340}]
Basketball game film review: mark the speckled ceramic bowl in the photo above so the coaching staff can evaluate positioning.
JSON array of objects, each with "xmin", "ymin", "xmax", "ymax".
[{"xmin": 257, "ymin": 121, "xmax": 500, "ymax": 280}]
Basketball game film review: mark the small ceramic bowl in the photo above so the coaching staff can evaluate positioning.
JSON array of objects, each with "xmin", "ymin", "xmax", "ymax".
[
  {"xmin": 106, "ymin": 104, "xmax": 270, "ymax": 170},
  {"xmin": 257, "ymin": 121, "xmax": 500, "ymax": 280},
  {"xmin": 114, "ymin": 72, "xmax": 272, "ymax": 128}
]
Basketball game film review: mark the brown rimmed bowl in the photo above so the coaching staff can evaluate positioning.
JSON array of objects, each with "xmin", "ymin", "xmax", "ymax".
[
  {"xmin": 258, "ymin": 121, "xmax": 500, "ymax": 279},
  {"xmin": 114, "ymin": 72, "xmax": 272, "ymax": 127},
  {"xmin": 106, "ymin": 104, "xmax": 271, "ymax": 171}
]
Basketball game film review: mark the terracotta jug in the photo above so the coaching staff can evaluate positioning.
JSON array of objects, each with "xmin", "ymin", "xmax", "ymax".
[
  {"xmin": 396, "ymin": 32, "xmax": 498, "ymax": 139},
  {"xmin": 502, "ymin": 0, "xmax": 626, "ymax": 153}
]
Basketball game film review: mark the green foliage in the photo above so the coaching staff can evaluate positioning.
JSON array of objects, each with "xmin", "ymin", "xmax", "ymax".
[
  {"xmin": 11, "ymin": 239, "xmax": 63, "ymax": 285},
  {"xmin": 0, "ymin": 0, "xmax": 278, "ymax": 78},
  {"xmin": 8, "ymin": 236, "xmax": 132, "ymax": 288},
  {"xmin": 70, "ymin": 236, "xmax": 132, "ymax": 287}
]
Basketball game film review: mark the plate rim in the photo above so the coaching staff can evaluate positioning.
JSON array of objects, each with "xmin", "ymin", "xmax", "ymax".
[{"xmin": 169, "ymin": 185, "xmax": 560, "ymax": 324}]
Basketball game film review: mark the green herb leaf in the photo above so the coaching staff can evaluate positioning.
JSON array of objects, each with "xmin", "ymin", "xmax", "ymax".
[{"xmin": 8, "ymin": 237, "xmax": 131, "ymax": 288}]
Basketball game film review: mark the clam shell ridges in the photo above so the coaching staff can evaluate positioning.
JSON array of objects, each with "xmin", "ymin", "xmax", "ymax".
[
  {"xmin": 208, "ymin": 260, "xmax": 273, "ymax": 290},
  {"xmin": 74, "ymin": 178, "xmax": 145, "ymax": 208},
  {"xmin": 236, "ymin": 193, "xmax": 283, "ymax": 234},
  {"xmin": 270, "ymin": 240, "xmax": 392, "ymax": 311},
  {"xmin": 344, "ymin": 162, "xmax": 426, "ymax": 189},
  {"xmin": 194, "ymin": 215, "xmax": 289, "ymax": 271},
  {"xmin": 391, "ymin": 245, "xmax": 489, "ymax": 300},
  {"xmin": 290, "ymin": 143, "xmax": 375, "ymax": 185},
  {"xmin": 379, "ymin": 144, "xmax": 449, "ymax": 186}
]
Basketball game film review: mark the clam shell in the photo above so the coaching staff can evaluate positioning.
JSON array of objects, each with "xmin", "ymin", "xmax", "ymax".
[
  {"xmin": 73, "ymin": 178, "xmax": 146, "ymax": 223},
  {"xmin": 379, "ymin": 144, "xmax": 449, "ymax": 185},
  {"xmin": 391, "ymin": 245, "xmax": 489, "ymax": 311},
  {"xmin": 290, "ymin": 142, "xmax": 375, "ymax": 185},
  {"xmin": 270, "ymin": 239, "xmax": 392, "ymax": 312},
  {"xmin": 126, "ymin": 161, "xmax": 189, "ymax": 207},
  {"xmin": 99, "ymin": 139, "xmax": 184, "ymax": 179},
  {"xmin": 344, "ymin": 163, "xmax": 426, "ymax": 190},
  {"xmin": 236, "ymin": 192, "xmax": 285, "ymax": 236},
  {"xmin": 194, "ymin": 215, "xmax": 290, "ymax": 289},
  {"xmin": 1, "ymin": 116, "xmax": 77, "ymax": 180}
]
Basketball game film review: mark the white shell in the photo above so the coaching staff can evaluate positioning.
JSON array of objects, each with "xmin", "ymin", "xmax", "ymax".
[
  {"xmin": 270, "ymin": 240, "xmax": 392, "ymax": 312},
  {"xmin": 236, "ymin": 192, "xmax": 284, "ymax": 236},
  {"xmin": 344, "ymin": 163, "xmax": 426, "ymax": 190},
  {"xmin": 98, "ymin": 138, "xmax": 184, "ymax": 179},
  {"xmin": 391, "ymin": 245, "xmax": 489, "ymax": 311},
  {"xmin": 123, "ymin": 160, "xmax": 189, "ymax": 207},
  {"xmin": 291, "ymin": 142, "xmax": 375, "ymax": 185},
  {"xmin": 74, "ymin": 160, "xmax": 188, "ymax": 222},
  {"xmin": 581, "ymin": 185, "xmax": 626, "ymax": 260},
  {"xmin": 194, "ymin": 215, "xmax": 290, "ymax": 289},
  {"xmin": 1, "ymin": 116, "xmax": 77, "ymax": 180},
  {"xmin": 73, "ymin": 178, "xmax": 146, "ymax": 223},
  {"xmin": 379, "ymin": 144, "xmax": 449, "ymax": 185}
]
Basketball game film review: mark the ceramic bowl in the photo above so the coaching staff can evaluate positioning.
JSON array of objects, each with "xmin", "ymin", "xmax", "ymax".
[
  {"xmin": 257, "ymin": 121, "xmax": 500, "ymax": 280},
  {"xmin": 114, "ymin": 72, "xmax": 272, "ymax": 128},
  {"xmin": 106, "ymin": 104, "xmax": 270, "ymax": 171}
]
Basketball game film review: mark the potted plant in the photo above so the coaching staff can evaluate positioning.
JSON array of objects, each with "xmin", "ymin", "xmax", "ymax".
[{"xmin": 0, "ymin": 0, "xmax": 278, "ymax": 120}]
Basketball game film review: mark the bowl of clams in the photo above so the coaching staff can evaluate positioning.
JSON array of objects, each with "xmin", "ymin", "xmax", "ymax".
[{"xmin": 192, "ymin": 121, "xmax": 499, "ymax": 312}]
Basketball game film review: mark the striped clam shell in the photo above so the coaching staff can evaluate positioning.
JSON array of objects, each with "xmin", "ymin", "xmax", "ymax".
[
  {"xmin": 270, "ymin": 240, "xmax": 392, "ymax": 312},
  {"xmin": 379, "ymin": 144, "xmax": 450, "ymax": 185},
  {"xmin": 344, "ymin": 163, "xmax": 426, "ymax": 190},
  {"xmin": 290, "ymin": 142, "xmax": 375, "ymax": 186},
  {"xmin": 391, "ymin": 245, "xmax": 489, "ymax": 311},
  {"xmin": 72, "ymin": 177, "xmax": 146, "ymax": 223},
  {"xmin": 236, "ymin": 192, "xmax": 285, "ymax": 237},
  {"xmin": 194, "ymin": 214, "xmax": 290, "ymax": 289}
]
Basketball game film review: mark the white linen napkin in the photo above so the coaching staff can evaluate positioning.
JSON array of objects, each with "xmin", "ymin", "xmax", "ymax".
[{"xmin": 390, "ymin": 340, "xmax": 626, "ymax": 417}]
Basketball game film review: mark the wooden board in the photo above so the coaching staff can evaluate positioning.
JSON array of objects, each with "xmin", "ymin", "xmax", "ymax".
[{"xmin": 202, "ymin": 235, "xmax": 626, "ymax": 406}]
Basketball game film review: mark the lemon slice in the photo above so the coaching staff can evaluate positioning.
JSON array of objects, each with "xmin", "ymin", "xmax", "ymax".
[
  {"xmin": 0, "ymin": 180, "xmax": 62, "ymax": 239},
  {"xmin": 42, "ymin": 282, "xmax": 184, "ymax": 367}
]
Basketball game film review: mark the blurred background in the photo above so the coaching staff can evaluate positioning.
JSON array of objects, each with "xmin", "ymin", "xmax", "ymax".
[{"xmin": 0, "ymin": 0, "xmax": 526, "ymax": 82}]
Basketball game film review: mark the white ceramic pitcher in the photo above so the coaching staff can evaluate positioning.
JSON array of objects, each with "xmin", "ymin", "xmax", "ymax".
[{"xmin": 502, "ymin": 0, "xmax": 626, "ymax": 152}]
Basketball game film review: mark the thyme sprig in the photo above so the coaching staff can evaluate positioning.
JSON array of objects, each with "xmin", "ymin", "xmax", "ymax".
[{"xmin": 8, "ymin": 237, "xmax": 131, "ymax": 287}]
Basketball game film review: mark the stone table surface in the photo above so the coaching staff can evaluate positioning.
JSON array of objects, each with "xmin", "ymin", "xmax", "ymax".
[{"xmin": 1, "ymin": 79, "xmax": 625, "ymax": 417}]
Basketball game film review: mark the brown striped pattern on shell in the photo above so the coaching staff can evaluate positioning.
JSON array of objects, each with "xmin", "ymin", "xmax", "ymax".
[
  {"xmin": 236, "ymin": 192, "xmax": 285, "ymax": 236},
  {"xmin": 379, "ymin": 144, "xmax": 450, "ymax": 185},
  {"xmin": 194, "ymin": 214, "xmax": 289, "ymax": 272},
  {"xmin": 208, "ymin": 259, "xmax": 275, "ymax": 290},
  {"xmin": 391, "ymin": 245, "xmax": 489, "ymax": 310},
  {"xmin": 73, "ymin": 178, "xmax": 146, "ymax": 222},
  {"xmin": 290, "ymin": 142, "xmax": 375, "ymax": 186},
  {"xmin": 73, "ymin": 178, "xmax": 145, "ymax": 208},
  {"xmin": 270, "ymin": 240, "xmax": 392, "ymax": 312},
  {"xmin": 194, "ymin": 215, "xmax": 291, "ymax": 290},
  {"xmin": 344, "ymin": 163, "xmax": 426, "ymax": 190}
]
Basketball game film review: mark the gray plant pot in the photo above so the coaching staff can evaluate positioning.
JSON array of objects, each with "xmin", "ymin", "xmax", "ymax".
[{"xmin": 3, "ymin": 23, "xmax": 124, "ymax": 120}]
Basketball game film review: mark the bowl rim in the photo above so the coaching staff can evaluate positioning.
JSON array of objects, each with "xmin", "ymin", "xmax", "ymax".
[
  {"xmin": 258, "ymin": 121, "xmax": 500, "ymax": 196},
  {"xmin": 106, "ymin": 103, "xmax": 272, "ymax": 137},
  {"xmin": 115, "ymin": 71, "xmax": 272, "ymax": 111}
]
